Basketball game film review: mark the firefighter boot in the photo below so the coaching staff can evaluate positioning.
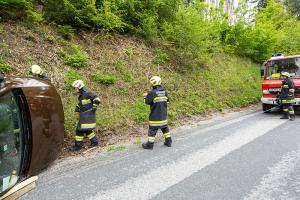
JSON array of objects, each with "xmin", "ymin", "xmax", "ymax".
[
  {"xmin": 164, "ymin": 137, "xmax": 172, "ymax": 147},
  {"xmin": 89, "ymin": 136, "xmax": 99, "ymax": 148},
  {"xmin": 89, "ymin": 141, "xmax": 99, "ymax": 148},
  {"xmin": 290, "ymin": 114, "xmax": 295, "ymax": 121},
  {"xmin": 69, "ymin": 142, "xmax": 83, "ymax": 152},
  {"xmin": 142, "ymin": 141, "xmax": 154, "ymax": 150}
]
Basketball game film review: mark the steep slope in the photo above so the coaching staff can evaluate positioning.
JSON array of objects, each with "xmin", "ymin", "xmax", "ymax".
[{"xmin": 0, "ymin": 23, "xmax": 261, "ymax": 153}]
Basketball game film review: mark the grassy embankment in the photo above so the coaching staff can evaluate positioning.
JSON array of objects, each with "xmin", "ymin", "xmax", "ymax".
[{"xmin": 0, "ymin": 23, "xmax": 261, "ymax": 150}]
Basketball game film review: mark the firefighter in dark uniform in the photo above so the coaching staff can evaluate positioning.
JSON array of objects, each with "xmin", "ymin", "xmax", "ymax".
[
  {"xmin": 142, "ymin": 76, "xmax": 172, "ymax": 149},
  {"xmin": 70, "ymin": 80, "xmax": 101, "ymax": 151},
  {"xmin": 30, "ymin": 65, "xmax": 50, "ymax": 81},
  {"xmin": 279, "ymin": 72, "xmax": 295, "ymax": 121}
]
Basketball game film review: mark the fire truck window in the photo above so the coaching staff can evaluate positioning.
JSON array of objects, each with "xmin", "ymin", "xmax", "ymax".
[
  {"xmin": 267, "ymin": 58, "xmax": 300, "ymax": 79},
  {"xmin": 295, "ymin": 58, "xmax": 300, "ymax": 76},
  {"xmin": 0, "ymin": 92, "xmax": 23, "ymax": 194}
]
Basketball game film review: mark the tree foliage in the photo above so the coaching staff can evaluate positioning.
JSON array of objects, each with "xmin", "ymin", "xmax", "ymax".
[
  {"xmin": 0, "ymin": 0, "xmax": 299, "ymax": 64},
  {"xmin": 0, "ymin": 0, "xmax": 33, "ymax": 20},
  {"xmin": 285, "ymin": 0, "xmax": 300, "ymax": 20}
]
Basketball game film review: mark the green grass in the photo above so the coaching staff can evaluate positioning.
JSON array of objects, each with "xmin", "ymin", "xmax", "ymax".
[
  {"xmin": 0, "ymin": 62, "xmax": 11, "ymax": 73},
  {"xmin": 92, "ymin": 74, "xmax": 117, "ymax": 85},
  {"xmin": 114, "ymin": 61, "xmax": 133, "ymax": 82},
  {"xmin": 133, "ymin": 139, "xmax": 142, "ymax": 145},
  {"xmin": 107, "ymin": 145, "xmax": 126, "ymax": 152}
]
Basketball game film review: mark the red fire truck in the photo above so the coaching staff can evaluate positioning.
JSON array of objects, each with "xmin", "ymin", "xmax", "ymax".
[{"xmin": 261, "ymin": 54, "xmax": 300, "ymax": 112}]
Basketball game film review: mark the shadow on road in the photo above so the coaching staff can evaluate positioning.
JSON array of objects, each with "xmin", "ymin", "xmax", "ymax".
[{"xmin": 263, "ymin": 106, "xmax": 300, "ymax": 116}]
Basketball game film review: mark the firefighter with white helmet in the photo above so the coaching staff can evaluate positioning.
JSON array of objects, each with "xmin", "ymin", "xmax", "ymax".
[
  {"xmin": 70, "ymin": 80, "xmax": 101, "ymax": 151},
  {"xmin": 142, "ymin": 76, "xmax": 172, "ymax": 149},
  {"xmin": 279, "ymin": 72, "xmax": 295, "ymax": 121},
  {"xmin": 30, "ymin": 65, "xmax": 49, "ymax": 80}
]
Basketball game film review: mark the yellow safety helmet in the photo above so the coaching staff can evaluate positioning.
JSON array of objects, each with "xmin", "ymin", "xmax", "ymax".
[
  {"xmin": 31, "ymin": 65, "xmax": 43, "ymax": 75},
  {"xmin": 72, "ymin": 80, "xmax": 85, "ymax": 89},
  {"xmin": 281, "ymin": 72, "xmax": 290, "ymax": 77},
  {"xmin": 150, "ymin": 76, "xmax": 162, "ymax": 86}
]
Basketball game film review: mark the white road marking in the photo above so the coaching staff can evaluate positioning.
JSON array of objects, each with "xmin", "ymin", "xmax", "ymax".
[
  {"xmin": 90, "ymin": 116, "xmax": 286, "ymax": 200},
  {"xmin": 244, "ymin": 146, "xmax": 300, "ymax": 200}
]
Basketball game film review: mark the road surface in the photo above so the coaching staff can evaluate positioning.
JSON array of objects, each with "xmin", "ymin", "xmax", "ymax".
[{"xmin": 21, "ymin": 107, "xmax": 300, "ymax": 200}]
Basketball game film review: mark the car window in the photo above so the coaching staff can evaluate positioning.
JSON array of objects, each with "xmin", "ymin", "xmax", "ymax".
[{"xmin": 0, "ymin": 92, "xmax": 23, "ymax": 194}]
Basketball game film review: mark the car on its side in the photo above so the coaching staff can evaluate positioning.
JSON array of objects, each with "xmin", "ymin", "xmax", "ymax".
[{"xmin": 0, "ymin": 75, "xmax": 64, "ymax": 196}]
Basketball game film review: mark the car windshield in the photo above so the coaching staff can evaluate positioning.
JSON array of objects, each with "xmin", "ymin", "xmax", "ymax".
[
  {"xmin": 266, "ymin": 57, "xmax": 300, "ymax": 79},
  {"xmin": 0, "ymin": 92, "xmax": 23, "ymax": 194}
]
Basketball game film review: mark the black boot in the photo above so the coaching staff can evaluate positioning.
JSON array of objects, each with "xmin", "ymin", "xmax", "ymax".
[
  {"xmin": 142, "ymin": 141, "xmax": 154, "ymax": 150},
  {"xmin": 290, "ymin": 115, "xmax": 295, "ymax": 121},
  {"xmin": 164, "ymin": 137, "xmax": 172, "ymax": 147},
  {"xmin": 89, "ymin": 141, "xmax": 99, "ymax": 148},
  {"xmin": 69, "ymin": 144, "xmax": 82, "ymax": 152}
]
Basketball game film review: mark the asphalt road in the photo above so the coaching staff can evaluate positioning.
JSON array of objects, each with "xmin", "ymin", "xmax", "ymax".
[{"xmin": 21, "ymin": 106, "xmax": 300, "ymax": 200}]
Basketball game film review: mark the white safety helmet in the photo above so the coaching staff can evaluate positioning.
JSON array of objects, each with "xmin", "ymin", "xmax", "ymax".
[
  {"xmin": 31, "ymin": 65, "xmax": 43, "ymax": 75},
  {"xmin": 281, "ymin": 72, "xmax": 290, "ymax": 77},
  {"xmin": 150, "ymin": 76, "xmax": 162, "ymax": 86},
  {"xmin": 72, "ymin": 80, "xmax": 85, "ymax": 89}
]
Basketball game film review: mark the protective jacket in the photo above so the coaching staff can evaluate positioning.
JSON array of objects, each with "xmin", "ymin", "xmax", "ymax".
[
  {"xmin": 75, "ymin": 87, "xmax": 100, "ymax": 131},
  {"xmin": 144, "ymin": 85, "xmax": 168, "ymax": 127},
  {"xmin": 280, "ymin": 78, "xmax": 295, "ymax": 103}
]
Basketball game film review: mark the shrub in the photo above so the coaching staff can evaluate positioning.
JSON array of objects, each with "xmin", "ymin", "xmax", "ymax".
[
  {"xmin": 26, "ymin": 10, "xmax": 44, "ymax": 23},
  {"xmin": 42, "ymin": 0, "xmax": 126, "ymax": 31},
  {"xmin": 0, "ymin": 62, "xmax": 11, "ymax": 73},
  {"xmin": 154, "ymin": 48, "xmax": 169, "ymax": 64},
  {"xmin": 0, "ymin": 0, "xmax": 32, "ymax": 20},
  {"xmin": 57, "ymin": 25, "xmax": 75, "ymax": 39},
  {"xmin": 64, "ymin": 70, "xmax": 82, "ymax": 90},
  {"xmin": 92, "ymin": 74, "xmax": 116, "ymax": 85},
  {"xmin": 161, "ymin": 4, "xmax": 220, "ymax": 68},
  {"xmin": 58, "ymin": 45, "xmax": 88, "ymax": 68}
]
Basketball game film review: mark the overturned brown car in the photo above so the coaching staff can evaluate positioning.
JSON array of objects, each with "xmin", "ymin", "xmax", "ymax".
[{"xmin": 0, "ymin": 75, "xmax": 64, "ymax": 196}]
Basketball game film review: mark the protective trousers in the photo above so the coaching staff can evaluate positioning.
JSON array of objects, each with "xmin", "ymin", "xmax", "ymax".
[
  {"xmin": 75, "ymin": 130, "xmax": 98, "ymax": 147},
  {"xmin": 282, "ymin": 103, "xmax": 295, "ymax": 117},
  {"xmin": 148, "ymin": 125, "xmax": 171, "ymax": 143}
]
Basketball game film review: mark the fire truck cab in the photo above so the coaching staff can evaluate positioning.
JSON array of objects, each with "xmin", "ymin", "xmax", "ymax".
[{"xmin": 261, "ymin": 54, "xmax": 300, "ymax": 112}]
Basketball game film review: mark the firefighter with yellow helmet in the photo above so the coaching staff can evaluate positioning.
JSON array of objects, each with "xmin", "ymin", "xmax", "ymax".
[
  {"xmin": 279, "ymin": 72, "xmax": 295, "ymax": 121},
  {"xmin": 70, "ymin": 80, "xmax": 101, "ymax": 151},
  {"xmin": 30, "ymin": 65, "xmax": 49, "ymax": 81},
  {"xmin": 142, "ymin": 76, "xmax": 172, "ymax": 149}
]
